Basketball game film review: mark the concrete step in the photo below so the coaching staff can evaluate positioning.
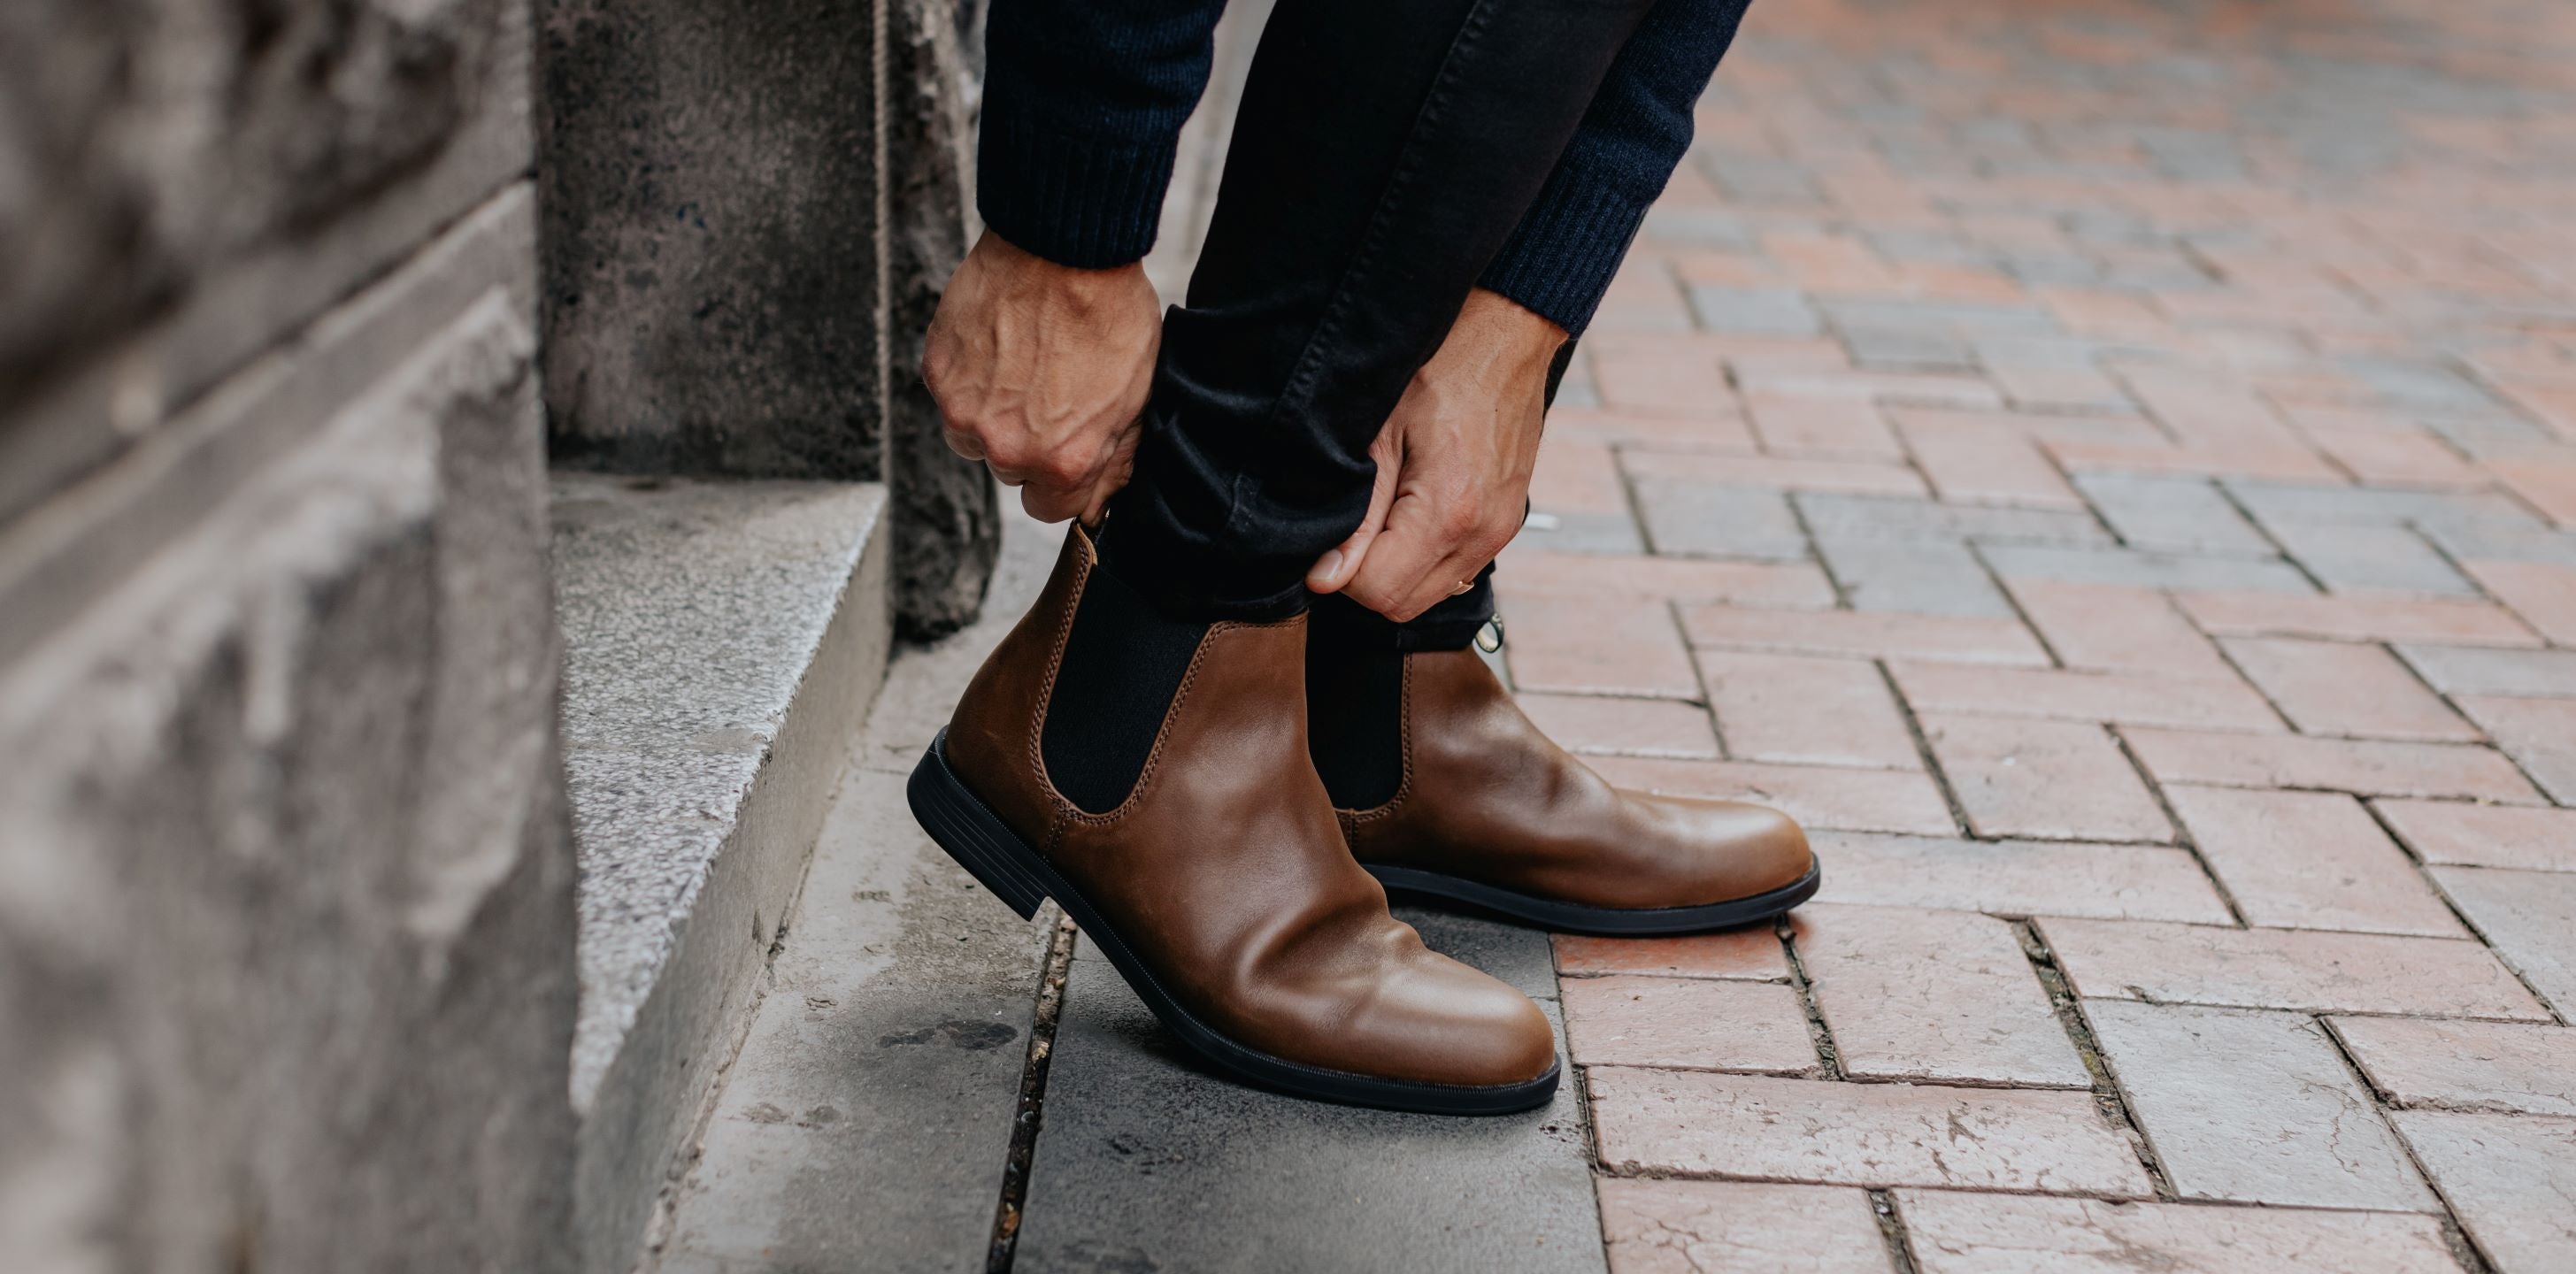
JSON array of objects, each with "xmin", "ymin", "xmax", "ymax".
[
  {"xmin": 550, "ymin": 473, "xmax": 892, "ymax": 1273},
  {"xmin": 646, "ymin": 507, "xmax": 1060, "ymax": 1273}
]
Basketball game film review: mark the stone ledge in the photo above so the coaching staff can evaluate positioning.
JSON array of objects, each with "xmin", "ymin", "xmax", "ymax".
[
  {"xmin": 0, "ymin": 276, "xmax": 575, "ymax": 1274},
  {"xmin": 4, "ymin": 0, "xmax": 534, "ymax": 526},
  {"xmin": 550, "ymin": 473, "xmax": 891, "ymax": 1273}
]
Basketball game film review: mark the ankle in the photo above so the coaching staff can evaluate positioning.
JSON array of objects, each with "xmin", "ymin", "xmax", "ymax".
[
  {"xmin": 1040, "ymin": 552, "xmax": 1211, "ymax": 813},
  {"xmin": 1305, "ymin": 638, "xmax": 1405, "ymax": 810}
]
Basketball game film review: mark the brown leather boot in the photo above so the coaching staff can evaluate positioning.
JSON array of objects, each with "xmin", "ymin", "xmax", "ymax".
[
  {"xmin": 909, "ymin": 529, "xmax": 1558, "ymax": 1113},
  {"xmin": 1323, "ymin": 645, "xmax": 1819, "ymax": 936}
]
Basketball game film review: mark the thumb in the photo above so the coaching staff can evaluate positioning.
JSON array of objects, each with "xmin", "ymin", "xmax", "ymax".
[
  {"xmin": 1307, "ymin": 447, "xmax": 1400, "ymax": 594},
  {"xmin": 1078, "ymin": 424, "xmax": 1142, "ymax": 529}
]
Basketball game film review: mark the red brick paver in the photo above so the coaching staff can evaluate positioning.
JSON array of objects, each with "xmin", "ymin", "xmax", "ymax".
[
  {"xmin": 1588, "ymin": 1069, "xmax": 2153, "ymax": 1194},
  {"xmin": 2084, "ymin": 1002, "xmax": 2438, "ymax": 1210},
  {"xmin": 1792, "ymin": 903, "xmax": 2089, "ymax": 1087},
  {"xmin": 1895, "ymin": 1193, "xmax": 2457, "ymax": 1274},
  {"xmin": 2391, "ymin": 1112, "xmax": 2576, "ymax": 1274},
  {"xmin": 1563, "ymin": 975, "xmax": 1818, "ymax": 1074},
  {"xmin": 1554, "ymin": 930, "xmax": 1788, "ymax": 982},
  {"xmin": 2329, "ymin": 1017, "xmax": 2576, "ymax": 1119},
  {"xmin": 2039, "ymin": 919, "xmax": 2550, "ymax": 1020},
  {"xmin": 2162, "ymin": 786, "xmax": 2464, "ymax": 936},
  {"xmin": 1918, "ymin": 714, "xmax": 2173, "ymax": 842},
  {"xmin": 1599, "ymin": 1180, "xmax": 1890, "ymax": 1274},
  {"xmin": 1491, "ymin": 0, "xmax": 2576, "ymax": 1266},
  {"xmin": 1804, "ymin": 832, "xmax": 2231, "ymax": 923}
]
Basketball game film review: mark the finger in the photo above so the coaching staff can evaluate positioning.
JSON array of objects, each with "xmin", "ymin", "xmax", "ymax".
[
  {"xmin": 1400, "ymin": 546, "xmax": 1495, "ymax": 622},
  {"xmin": 1019, "ymin": 480, "xmax": 1088, "ymax": 524},
  {"xmin": 1078, "ymin": 427, "xmax": 1142, "ymax": 528},
  {"xmin": 1307, "ymin": 455, "xmax": 1400, "ymax": 593},
  {"xmin": 943, "ymin": 426, "xmax": 987, "ymax": 462},
  {"xmin": 1340, "ymin": 502, "xmax": 1454, "ymax": 620},
  {"xmin": 1028, "ymin": 436, "xmax": 1121, "ymax": 526}
]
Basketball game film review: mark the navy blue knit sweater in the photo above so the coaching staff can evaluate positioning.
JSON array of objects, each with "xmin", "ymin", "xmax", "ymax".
[{"xmin": 977, "ymin": 0, "xmax": 1750, "ymax": 336}]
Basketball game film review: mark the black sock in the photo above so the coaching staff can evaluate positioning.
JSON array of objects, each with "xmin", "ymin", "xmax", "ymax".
[
  {"xmin": 1304, "ymin": 622, "xmax": 1405, "ymax": 811},
  {"xmin": 1041, "ymin": 550, "xmax": 1211, "ymax": 814}
]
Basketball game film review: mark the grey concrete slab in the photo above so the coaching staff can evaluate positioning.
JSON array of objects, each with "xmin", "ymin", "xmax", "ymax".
[
  {"xmin": 1633, "ymin": 480, "xmax": 1811, "ymax": 560},
  {"xmin": 2396, "ymin": 645, "xmax": 2576, "ymax": 698},
  {"xmin": 1016, "ymin": 937, "xmax": 1604, "ymax": 1274},
  {"xmin": 1642, "ymin": 207, "xmax": 1754, "ymax": 249},
  {"xmin": 658, "ymin": 770, "xmax": 1051, "ymax": 1274},
  {"xmin": 1519, "ymin": 509, "xmax": 1650, "ymax": 556},
  {"xmin": 1842, "ymin": 326, "xmax": 1976, "ymax": 372},
  {"xmin": 1687, "ymin": 287, "xmax": 1824, "ymax": 336},
  {"xmin": 2418, "ymin": 518, "xmax": 2576, "ymax": 567},
  {"xmin": 2072, "ymin": 473, "xmax": 2274, "ymax": 556},
  {"xmin": 1816, "ymin": 298, "xmax": 2061, "ymax": 335},
  {"xmin": 2264, "ymin": 520, "xmax": 2477, "ymax": 596},
  {"xmin": 1792, "ymin": 493, "xmax": 2111, "ymax": 547},
  {"xmin": 557, "ymin": 474, "xmax": 891, "ymax": 1106},
  {"xmin": 554, "ymin": 473, "xmax": 892, "ymax": 1270},
  {"xmin": 1819, "ymin": 538, "xmax": 2018, "ymax": 618},
  {"xmin": 657, "ymin": 503, "xmax": 1062, "ymax": 1272},
  {"xmin": 1980, "ymin": 542, "xmax": 2313, "ymax": 593},
  {"xmin": 2222, "ymin": 481, "xmax": 2536, "ymax": 534}
]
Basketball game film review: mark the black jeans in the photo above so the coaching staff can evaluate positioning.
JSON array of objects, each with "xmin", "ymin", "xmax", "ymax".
[{"xmin": 1100, "ymin": 0, "xmax": 1654, "ymax": 649}]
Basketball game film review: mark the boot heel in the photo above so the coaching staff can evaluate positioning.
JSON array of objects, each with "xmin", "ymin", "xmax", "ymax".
[{"xmin": 908, "ymin": 731, "xmax": 1050, "ymax": 921}]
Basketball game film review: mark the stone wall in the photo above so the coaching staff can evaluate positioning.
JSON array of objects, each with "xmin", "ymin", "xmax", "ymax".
[
  {"xmin": 0, "ymin": 2, "xmax": 578, "ymax": 1270},
  {"xmin": 886, "ymin": 0, "xmax": 1003, "ymax": 638},
  {"xmin": 539, "ymin": 0, "xmax": 1000, "ymax": 638},
  {"xmin": 2, "ymin": 0, "xmax": 1003, "ymax": 1266}
]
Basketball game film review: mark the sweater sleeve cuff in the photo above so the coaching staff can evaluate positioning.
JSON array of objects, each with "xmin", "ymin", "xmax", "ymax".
[
  {"xmin": 1477, "ymin": 162, "xmax": 1659, "ymax": 338},
  {"xmin": 975, "ymin": 92, "xmax": 1179, "ymax": 270}
]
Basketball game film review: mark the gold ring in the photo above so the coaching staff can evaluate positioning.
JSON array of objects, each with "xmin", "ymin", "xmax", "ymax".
[{"xmin": 1449, "ymin": 579, "xmax": 1474, "ymax": 597}]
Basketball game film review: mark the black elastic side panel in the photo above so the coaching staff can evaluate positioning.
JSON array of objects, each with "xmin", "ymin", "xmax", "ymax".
[
  {"xmin": 1042, "ymin": 557, "xmax": 1211, "ymax": 814},
  {"xmin": 1306, "ymin": 642, "xmax": 1405, "ymax": 810}
]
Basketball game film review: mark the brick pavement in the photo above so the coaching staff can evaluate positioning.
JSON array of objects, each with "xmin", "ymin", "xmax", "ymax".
[{"xmin": 1507, "ymin": 0, "xmax": 2576, "ymax": 1269}]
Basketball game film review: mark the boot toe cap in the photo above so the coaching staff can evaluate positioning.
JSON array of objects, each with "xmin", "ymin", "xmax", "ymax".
[
  {"xmin": 1662, "ymin": 797, "xmax": 1816, "ymax": 902},
  {"xmin": 1367, "ymin": 956, "xmax": 1559, "ymax": 1089}
]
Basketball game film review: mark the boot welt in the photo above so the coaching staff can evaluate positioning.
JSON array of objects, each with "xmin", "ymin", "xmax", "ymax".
[
  {"xmin": 1362, "ymin": 863, "xmax": 1823, "ymax": 938},
  {"xmin": 909, "ymin": 731, "xmax": 1562, "ymax": 1115}
]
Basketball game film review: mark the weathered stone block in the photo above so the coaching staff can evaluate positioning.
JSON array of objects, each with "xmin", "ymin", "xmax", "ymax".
[
  {"xmin": 538, "ymin": 0, "xmax": 893, "ymax": 482},
  {"xmin": 1, "ymin": 0, "xmax": 503, "ymax": 389},
  {"xmin": 886, "ymin": 0, "xmax": 999, "ymax": 638},
  {"xmin": 0, "ymin": 288, "xmax": 576, "ymax": 1273},
  {"xmin": 1, "ymin": 0, "xmax": 534, "ymax": 527}
]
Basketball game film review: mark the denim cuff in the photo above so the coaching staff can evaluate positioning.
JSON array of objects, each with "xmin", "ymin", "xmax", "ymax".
[{"xmin": 1307, "ymin": 565, "xmax": 1497, "ymax": 653}]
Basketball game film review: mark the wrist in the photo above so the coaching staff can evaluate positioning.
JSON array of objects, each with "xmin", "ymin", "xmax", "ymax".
[
  {"xmin": 1421, "ymin": 288, "xmax": 1567, "ymax": 387},
  {"xmin": 1460, "ymin": 288, "xmax": 1568, "ymax": 356},
  {"xmin": 973, "ymin": 230, "xmax": 1150, "ymax": 308}
]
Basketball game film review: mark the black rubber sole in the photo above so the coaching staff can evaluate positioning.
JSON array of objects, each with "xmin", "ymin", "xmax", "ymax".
[
  {"xmin": 907, "ymin": 731, "xmax": 1560, "ymax": 1115},
  {"xmin": 1365, "ymin": 861, "xmax": 1822, "ymax": 937}
]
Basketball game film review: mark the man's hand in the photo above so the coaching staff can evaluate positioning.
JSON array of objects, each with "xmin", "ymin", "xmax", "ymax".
[
  {"xmin": 922, "ymin": 231, "xmax": 1162, "ymax": 524},
  {"xmin": 1306, "ymin": 288, "xmax": 1566, "ymax": 621}
]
